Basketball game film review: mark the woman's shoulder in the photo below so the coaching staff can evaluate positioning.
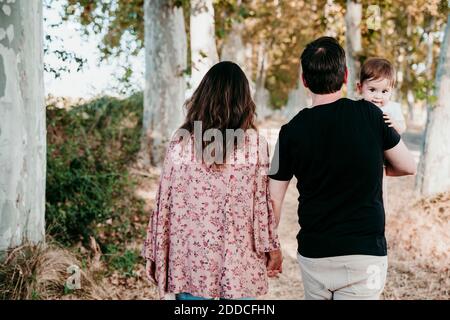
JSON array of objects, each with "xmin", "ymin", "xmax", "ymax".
[
  {"xmin": 163, "ymin": 135, "xmax": 195, "ymax": 166},
  {"xmin": 163, "ymin": 130, "xmax": 270, "ymax": 169}
]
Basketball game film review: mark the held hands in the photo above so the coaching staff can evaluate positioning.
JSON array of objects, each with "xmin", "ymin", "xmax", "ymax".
[{"xmin": 266, "ymin": 249, "xmax": 283, "ymax": 278}]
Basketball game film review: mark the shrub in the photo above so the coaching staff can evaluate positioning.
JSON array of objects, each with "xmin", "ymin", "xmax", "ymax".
[{"xmin": 45, "ymin": 93, "xmax": 144, "ymax": 246}]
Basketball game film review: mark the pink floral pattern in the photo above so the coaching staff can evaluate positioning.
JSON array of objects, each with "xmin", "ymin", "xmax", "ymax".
[{"xmin": 141, "ymin": 133, "xmax": 280, "ymax": 299}]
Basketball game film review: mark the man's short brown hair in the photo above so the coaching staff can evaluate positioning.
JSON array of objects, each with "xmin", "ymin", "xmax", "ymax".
[
  {"xmin": 360, "ymin": 58, "xmax": 396, "ymax": 87},
  {"xmin": 301, "ymin": 37, "xmax": 347, "ymax": 94}
]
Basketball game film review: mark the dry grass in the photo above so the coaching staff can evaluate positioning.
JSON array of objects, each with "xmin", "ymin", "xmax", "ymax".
[
  {"xmin": 0, "ymin": 242, "xmax": 113, "ymax": 300},
  {"xmin": 382, "ymin": 260, "xmax": 450, "ymax": 300},
  {"xmin": 382, "ymin": 176, "xmax": 450, "ymax": 300}
]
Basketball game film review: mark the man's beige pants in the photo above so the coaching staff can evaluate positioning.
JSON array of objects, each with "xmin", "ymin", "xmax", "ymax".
[{"xmin": 297, "ymin": 253, "xmax": 388, "ymax": 300}]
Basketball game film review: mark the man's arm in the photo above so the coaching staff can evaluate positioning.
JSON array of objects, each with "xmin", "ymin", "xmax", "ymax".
[
  {"xmin": 269, "ymin": 178, "xmax": 290, "ymax": 227},
  {"xmin": 384, "ymin": 139, "xmax": 417, "ymax": 176}
]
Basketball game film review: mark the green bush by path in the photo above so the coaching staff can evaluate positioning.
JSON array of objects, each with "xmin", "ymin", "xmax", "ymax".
[{"xmin": 45, "ymin": 93, "xmax": 144, "ymax": 247}]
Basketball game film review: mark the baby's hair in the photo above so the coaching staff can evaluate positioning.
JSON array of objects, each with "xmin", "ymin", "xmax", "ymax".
[{"xmin": 360, "ymin": 57, "xmax": 396, "ymax": 87}]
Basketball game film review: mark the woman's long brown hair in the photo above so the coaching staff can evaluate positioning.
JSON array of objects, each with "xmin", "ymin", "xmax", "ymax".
[{"xmin": 179, "ymin": 61, "xmax": 257, "ymax": 166}]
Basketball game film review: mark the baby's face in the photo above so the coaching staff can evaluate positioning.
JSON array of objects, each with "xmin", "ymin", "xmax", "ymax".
[{"xmin": 359, "ymin": 78, "xmax": 393, "ymax": 107}]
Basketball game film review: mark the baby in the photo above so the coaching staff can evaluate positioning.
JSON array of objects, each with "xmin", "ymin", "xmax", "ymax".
[
  {"xmin": 357, "ymin": 57, "xmax": 406, "ymax": 134},
  {"xmin": 357, "ymin": 57, "xmax": 407, "ymax": 211}
]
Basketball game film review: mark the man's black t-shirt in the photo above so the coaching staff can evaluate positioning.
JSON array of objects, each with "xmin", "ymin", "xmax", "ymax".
[{"xmin": 269, "ymin": 98, "xmax": 401, "ymax": 258}]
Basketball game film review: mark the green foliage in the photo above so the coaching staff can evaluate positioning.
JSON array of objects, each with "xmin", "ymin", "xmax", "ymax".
[
  {"xmin": 61, "ymin": 0, "xmax": 449, "ymax": 110},
  {"xmin": 63, "ymin": 283, "xmax": 74, "ymax": 295},
  {"xmin": 105, "ymin": 245, "xmax": 140, "ymax": 276},
  {"xmin": 64, "ymin": 0, "xmax": 144, "ymax": 58},
  {"xmin": 45, "ymin": 93, "xmax": 144, "ymax": 246},
  {"xmin": 44, "ymin": 0, "xmax": 88, "ymax": 79},
  {"xmin": 31, "ymin": 290, "xmax": 41, "ymax": 300},
  {"xmin": 214, "ymin": 0, "xmax": 251, "ymax": 39},
  {"xmin": 415, "ymin": 78, "xmax": 436, "ymax": 102}
]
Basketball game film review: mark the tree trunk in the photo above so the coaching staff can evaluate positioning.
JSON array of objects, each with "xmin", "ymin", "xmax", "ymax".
[
  {"xmin": 254, "ymin": 41, "xmax": 271, "ymax": 120},
  {"xmin": 0, "ymin": 0, "xmax": 45, "ymax": 254},
  {"xmin": 425, "ymin": 18, "xmax": 436, "ymax": 109},
  {"xmin": 142, "ymin": 0, "xmax": 187, "ymax": 166},
  {"xmin": 284, "ymin": 65, "xmax": 310, "ymax": 120},
  {"xmin": 220, "ymin": 20, "xmax": 255, "ymax": 96},
  {"xmin": 405, "ymin": 13, "xmax": 415, "ymax": 124},
  {"xmin": 416, "ymin": 14, "xmax": 450, "ymax": 196},
  {"xmin": 190, "ymin": 0, "xmax": 219, "ymax": 92},
  {"xmin": 345, "ymin": 0, "xmax": 362, "ymax": 99},
  {"xmin": 406, "ymin": 89, "xmax": 415, "ymax": 123},
  {"xmin": 220, "ymin": 21, "xmax": 253, "ymax": 81}
]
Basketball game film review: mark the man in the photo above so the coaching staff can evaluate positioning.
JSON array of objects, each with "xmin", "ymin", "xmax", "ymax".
[{"xmin": 268, "ymin": 37, "xmax": 416, "ymax": 300}]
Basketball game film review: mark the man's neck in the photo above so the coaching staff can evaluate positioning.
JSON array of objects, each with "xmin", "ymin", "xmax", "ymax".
[{"xmin": 310, "ymin": 90, "xmax": 343, "ymax": 107}]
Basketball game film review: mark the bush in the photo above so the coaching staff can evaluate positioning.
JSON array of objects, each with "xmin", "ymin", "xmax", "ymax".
[
  {"xmin": 104, "ymin": 244, "xmax": 140, "ymax": 277},
  {"xmin": 45, "ymin": 93, "xmax": 144, "ymax": 246}
]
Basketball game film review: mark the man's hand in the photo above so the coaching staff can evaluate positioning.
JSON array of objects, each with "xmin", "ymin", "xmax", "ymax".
[
  {"xmin": 266, "ymin": 249, "xmax": 283, "ymax": 278},
  {"xmin": 145, "ymin": 260, "xmax": 157, "ymax": 284}
]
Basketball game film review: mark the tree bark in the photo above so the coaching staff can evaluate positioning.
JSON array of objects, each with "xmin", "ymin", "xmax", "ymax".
[
  {"xmin": 220, "ymin": 21, "xmax": 253, "ymax": 81},
  {"xmin": 405, "ymin": 13, "xmax": 415, "ymax": 124},
  {"xmin": 0, "ymin": 0, "xmax": 45, "ymax": 253},
  {"xmin": 254, "ymin": 41, "xmax": 271, "ymax": 120},
  {"xmin": 345, "ymin": 0, "xmax": 362, "ymax": 99},
  {"xmin": 190, "ymin": 0, "xmax": 219, "ymax": 92},
  {"xmin": 425, "ymin": 18, "xmax": 436, "ymax": 109},
  {"xmin": 142, "ymin": 0, "xmax": 187, "ymax": 165},
  {"xmin": 416, "ymin": 13, "xmax": 450, "ymax": 196},
  {"xmin": 284, "ymin": 64, "xmax": 310, "ymax": 120}
]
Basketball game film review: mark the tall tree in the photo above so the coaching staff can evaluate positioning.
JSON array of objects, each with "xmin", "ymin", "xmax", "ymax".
[
  {"xmin": 416, "ymin": 9, "xmax": 450, "ymax": 196},
  {"xmin": 345, "ymin": 0, "xmax": 362, "ymax": 99},
  {"xmin": 219, "ymin": 1, "xmax": 253, "ymax": 81},
  {"xmin": 284, "ymin": 64, "xmax": 310, "ymax": 120},
  {"xmin": 254, "ymin": 40, "xmax": 272, "ymax": 120},
  {"xmin": 221, "ymin": 22, "xmax": 253, "ymax": 73},
  {"xmin": 404, "ymin": 12, "xmax": 415, "ymax": 123},
  {"xmin": 190, "ymin": 0, "xmax": 219, "ymax": 91},
  {"xmin": 0, "ymin": 0, "xmax": 46, "ymax": 253},
  {"xmin": 142, "ymin": 0, "xmax": 187, "ymax": 165}
]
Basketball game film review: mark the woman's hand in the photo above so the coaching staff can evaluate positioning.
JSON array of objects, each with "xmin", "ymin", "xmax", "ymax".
[
  {"xmin": 145, "ymin": 260, "xmax": 157, "ymax": 284},
  {"xmin": 266, "ymin": 249, "xmax": 283, "ymax": 278}
]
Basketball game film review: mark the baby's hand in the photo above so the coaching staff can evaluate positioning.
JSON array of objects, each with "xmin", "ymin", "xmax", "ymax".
[
  {"xmin": 383, "ymin": 113, "xmax": 393, "ymax": 126},
  {"xmin": 383, "ymin": 113, "xmax": 402, "ymax": 132}
]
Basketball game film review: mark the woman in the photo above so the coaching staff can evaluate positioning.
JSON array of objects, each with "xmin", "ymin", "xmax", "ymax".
[{"xmin": 141, "ymin": 61, "xmax": 282, "ymax": 300}]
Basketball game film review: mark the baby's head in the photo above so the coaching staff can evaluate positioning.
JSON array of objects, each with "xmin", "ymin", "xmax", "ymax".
[{"xmin": 357, "ymin": 58, "xmax": 396, "ymax": 108}]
